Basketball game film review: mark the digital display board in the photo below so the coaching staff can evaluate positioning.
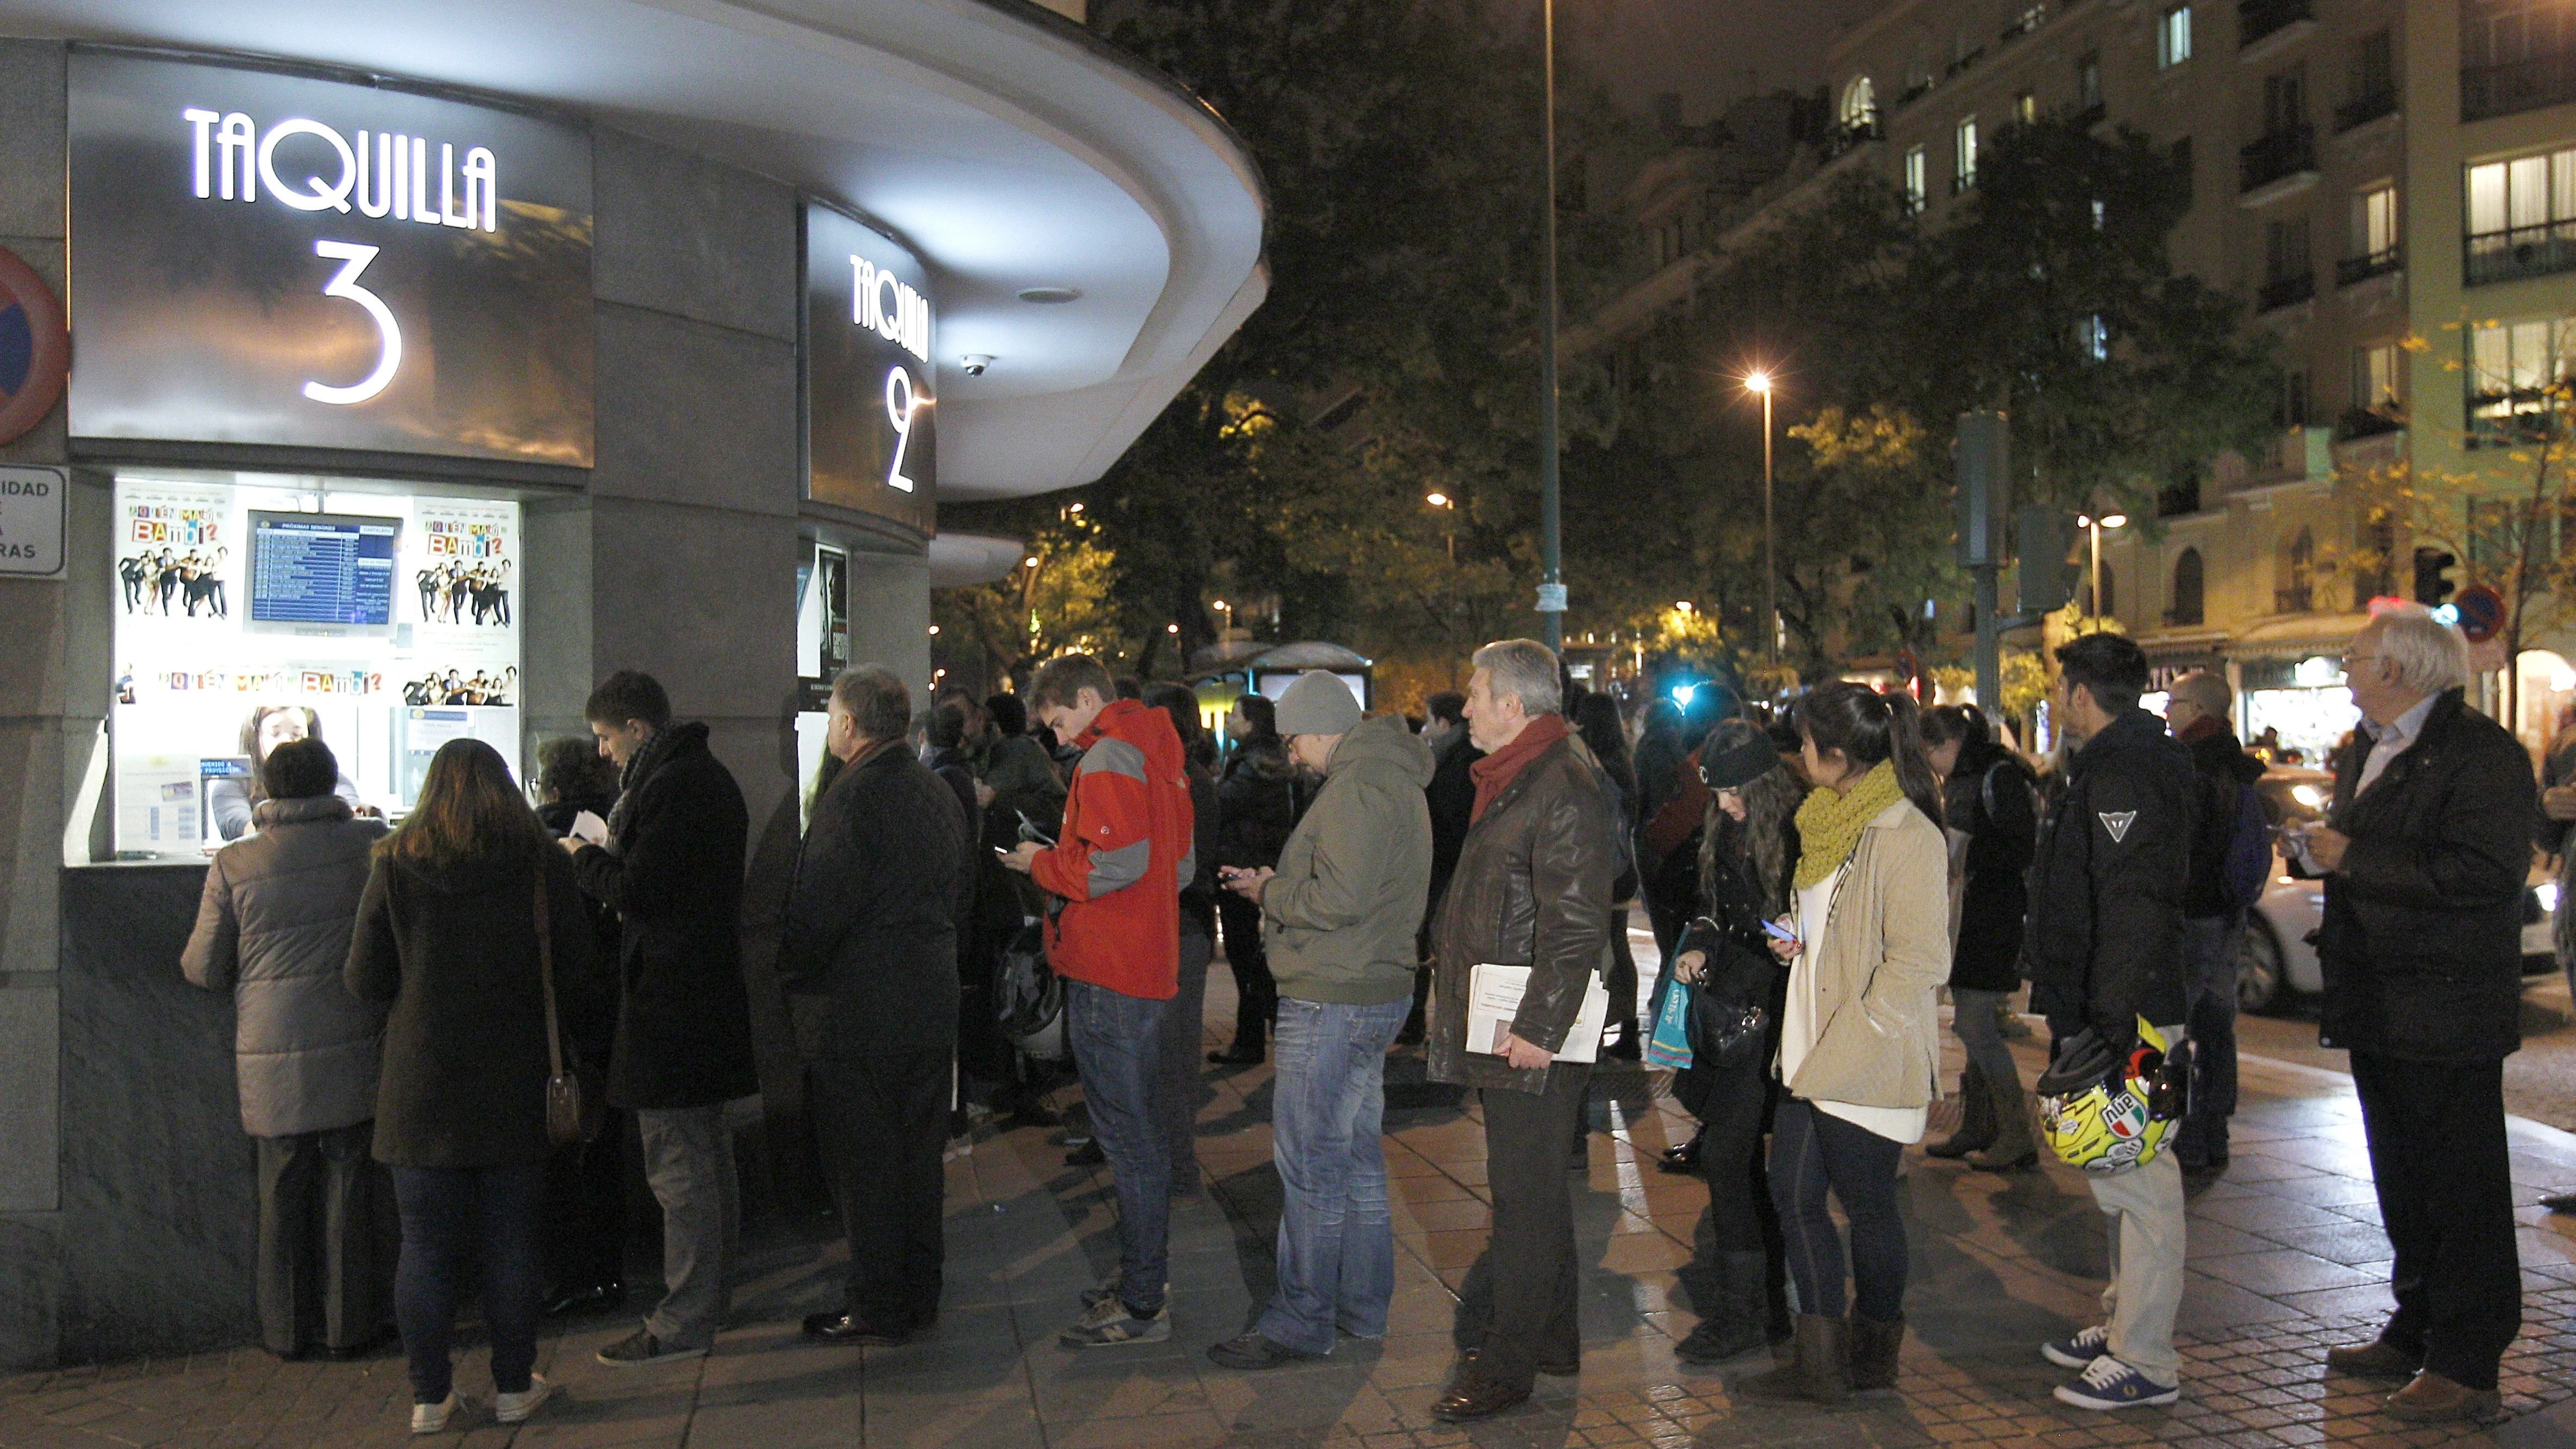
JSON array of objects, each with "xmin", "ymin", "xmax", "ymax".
[
  {"xmin": 249, "ymin": 511, "xmax": 400, "ymax": 629},
  {"xmin": 68, "ymin": 53, "xmax": 595, "ymax": 467},
  {"xmin": 805, "ymin": 203, "xmax": 936, "ymax": 533}
]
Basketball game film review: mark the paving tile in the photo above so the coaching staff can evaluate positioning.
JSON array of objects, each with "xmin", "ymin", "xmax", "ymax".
[{"xmin": 2193, "ymin": 1252, "xmax": 2389, "ymax": 1297}]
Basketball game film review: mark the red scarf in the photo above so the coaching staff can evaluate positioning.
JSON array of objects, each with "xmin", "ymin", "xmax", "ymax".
[{"xmin": 1470, "ymin": 713, "xmax": 1573, "ymax": 824}]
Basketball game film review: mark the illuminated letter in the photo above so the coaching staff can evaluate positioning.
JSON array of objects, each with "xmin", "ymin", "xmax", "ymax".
[
  {"xmin": 463, "ymin": 147, "xmax": 497, "ymax": 232},
  {"xmin": 389, "ymin": 135, "xmax": 409, "ymax": 220},
  {"xmin": 184, "ymin": 108, "xmax": 219, "ymax": 197},
  {"xmin": 410, "ymin": 137, "xmax": 437, "ymax": 224},
  {"xmin": 302, "ymin": 240, "xmax": 402, "ymax": 405},
  {"xmin": 258, "ymin": 118, "xmax": 356, "ymax": 213},
  {"xmin": 876, "ymin": 272, "xmax": 902, "ymax": 345},
  {"xmin": 438, "ymin": 142, "xmax": 471, "ymax": 228},
  {"xmin": 852, "ymin": 256, "xmax": 875, "ymax": 326},
  {"xmin": 216, "ymin": 113, "xmax": 256, "ymax": 201},
  {"xmin": 355, "ymin": 131, "xmax": 392, "ymax": 218}
]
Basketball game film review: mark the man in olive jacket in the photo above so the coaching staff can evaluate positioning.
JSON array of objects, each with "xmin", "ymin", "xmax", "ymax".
[
  {"xmin": 1424, "ymin": 640, "xmax": 1617, "ymax": 1422},
  {"xmin": 2298, "ymin": 605, "xmax": 2533, "ymax": 1425},
  {"xmin": 564, "ymin": 671, "xmax": 759, "ymax": 1368},
  {"xmin": 1206, "ymin": 672, "xmax": 1433, "ymax": 1372},
  {"xmin": 781, "ymin": 665, "xmax": 966, "ymax": 1347}
]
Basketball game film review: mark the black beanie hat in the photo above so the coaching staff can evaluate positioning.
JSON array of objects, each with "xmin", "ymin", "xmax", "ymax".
[{"xmin": 1699, "ymin": 719, "xmax": 1784, "ymax": 791}]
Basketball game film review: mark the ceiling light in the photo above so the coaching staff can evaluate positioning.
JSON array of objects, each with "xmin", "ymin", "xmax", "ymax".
[{"xmin": 1017, "ymin": 286, "xmax": 1081, "ymax": 304}]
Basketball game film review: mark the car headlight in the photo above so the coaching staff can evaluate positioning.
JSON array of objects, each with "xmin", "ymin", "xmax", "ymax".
[{"xmin": 2541, "ymin": 883, "xmax": 2561, "ymax": 915}]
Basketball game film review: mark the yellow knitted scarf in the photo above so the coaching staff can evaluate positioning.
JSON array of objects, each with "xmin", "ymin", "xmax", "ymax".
[{"xmin": 1791, "ymin": 759, "xmax": 1903, "ymax": 890}]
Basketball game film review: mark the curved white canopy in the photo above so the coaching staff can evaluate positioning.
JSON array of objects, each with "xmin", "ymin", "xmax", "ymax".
[{"xmin": 1, "ymin": 0, "xmax": 1268, "ymax": 499}]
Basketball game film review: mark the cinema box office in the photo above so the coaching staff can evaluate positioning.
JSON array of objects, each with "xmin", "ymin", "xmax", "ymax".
[{"xmin": 0, "ymin": 23, "xmax": 1264, "ymax": 1367}]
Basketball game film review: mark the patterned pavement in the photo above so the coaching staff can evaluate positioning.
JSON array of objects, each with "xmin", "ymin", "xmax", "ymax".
[{"xmin": 12, "ymin": 997, "xmax": 2576, "ymax": 1449}]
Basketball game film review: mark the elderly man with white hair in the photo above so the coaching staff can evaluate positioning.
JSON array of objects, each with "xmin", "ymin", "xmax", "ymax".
[{"xmin": 2295, "ymin": 602, "xmax": 2534, "ymax": 1425}]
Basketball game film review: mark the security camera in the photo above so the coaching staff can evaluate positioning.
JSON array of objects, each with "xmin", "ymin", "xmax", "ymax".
[{"xmin": 960, "ymin": 354, "xmax": 994, "ymax": 377}]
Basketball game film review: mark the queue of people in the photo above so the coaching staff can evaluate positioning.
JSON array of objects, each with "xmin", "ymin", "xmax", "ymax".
[{"xmin": 172, "ymin": 602, "xmax": 2541, "ymax": 1434}]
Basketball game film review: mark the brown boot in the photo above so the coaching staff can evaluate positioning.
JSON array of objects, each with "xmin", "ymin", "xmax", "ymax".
[
  {"xmin": 2324, "ymin": 1338, "xmax": 2422, "ymax": 1381},
  {"xmin": 1924, "ymin": 1063, "xmax": 1992, "ymax": 1159},
  {"xmin": 2384, "ymin": 1371, "xmax": 2503, "ymax": 1424},
  {"xmin": 1848, "ymin": 1315, "xmax": 1904, "ymax": 1391},
  {"xmin": 1737, "ymin": 1314, "xmax": 1852, "ymax": 1406},
  {"xmin": 1965, "ymin": 1072, "xmax": 2040, "ymax": 1171}
]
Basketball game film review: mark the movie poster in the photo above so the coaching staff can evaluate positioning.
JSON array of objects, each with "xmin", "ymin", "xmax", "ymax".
[{"xmin": 116, "ymin": 482, "xmax": 235, "ymax": 624}]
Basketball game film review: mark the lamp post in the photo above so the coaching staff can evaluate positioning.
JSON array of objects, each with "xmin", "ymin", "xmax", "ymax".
[
  {"xmin": 1746, "ymin": 369, "xmax": 1776, "ymax": 663},
  {"xmin": 1212, "ymin": 597, "xmax": 1234, "ymax": 639},
  {"xmin": 2075, "ymin": 512, "xmax": 2127, "ymax": 619},
  {"xmin": 1535, "ymin": 0, "xmax": 1565, "ymax": 651},
  {"xmin": 1427, "ymin": 491, "xmax": 1456, "ymax": 561}
]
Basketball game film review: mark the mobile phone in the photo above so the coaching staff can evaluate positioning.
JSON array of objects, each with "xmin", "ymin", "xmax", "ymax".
[{"xmin": 1759, "ymin": 919, "xmax": 1800, "ymax": 944}]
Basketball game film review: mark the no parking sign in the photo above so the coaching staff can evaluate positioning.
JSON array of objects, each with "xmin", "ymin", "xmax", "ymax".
[
  {"xmin": 2454, "ymin": 584, "xmax": 2506, "ymax": 644},
  {"xmin": 0, "ymin": 245, "xmax": 66, "ymax": 447}
]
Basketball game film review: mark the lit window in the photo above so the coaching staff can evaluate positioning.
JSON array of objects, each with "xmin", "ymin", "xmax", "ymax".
[
  {"xmin": 2158, "ymin": 5, "xmax": 2192, "ymax": 68},
  {"xmin": 2078, "ymin": 315, "xmax": 2110, "ymax": 362},
  {"xmin": 2015, "ymin": 90, "xmax": 2039, "ymax": 125},
  {"xmin": 2353, "ymin": 341, "xmax": 2401, "ymax": 413},
  {"xmin": 2355, "ymin": 184, "xmax": 2398, "ymax": 258},
  {"xmin": 1904, "ymin": 145, "xmax": 1928, "ymax": 211},
  {"xmin": 1840, "ymin": 76, "xmax": 1878, "ymax": 130},
  {"xmin": 1955, "ymin": 116, "xmax": 1979, "ymax": 189},
  {"xmin": 2467, "ymin": 315, "xmax": 2576, "ymax": 439}
]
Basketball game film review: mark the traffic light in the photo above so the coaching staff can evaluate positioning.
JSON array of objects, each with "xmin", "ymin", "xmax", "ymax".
[
  {"xmin": 2015, "ymin": 505, "xmax": 2076, "ymax": 614},
  {"xmin": 2412, "ymin": 547, "xmax": 2458, "ymax": 607}
]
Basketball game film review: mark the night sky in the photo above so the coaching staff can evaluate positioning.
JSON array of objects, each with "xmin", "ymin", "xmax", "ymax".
[{"xmin": 1539, "ymin": 0, "xmax": 1896, "ymax": 122}]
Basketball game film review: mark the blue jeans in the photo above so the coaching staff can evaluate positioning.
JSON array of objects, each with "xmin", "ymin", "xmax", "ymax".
[
  {"xmin": 1256, "ymin": 996, "xmax": 1411, "ymax": 1355},
  {"xmin": 1768, "ymin": 1098, "xmax": 1906, "ymax": 1322},
  {"xmin": 389, "ymin": 1162, "xmax": 545, "ymax": 1404},
  {"xmin": 1066, "ymin": 979, "xmax": 1172, "ymax": 1316},
  {"xmin": 2178, "ymin": 913, "xmax": 2239, "ymax": 1157}
]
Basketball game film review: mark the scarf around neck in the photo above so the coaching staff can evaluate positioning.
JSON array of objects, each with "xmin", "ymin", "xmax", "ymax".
[
  {"xmin": 1791, "ymin": 758, "xmax": 1903, "ymax": 889},
  {"xmin": 1470, "ymin": 713, "xmax": 1572, "ymax": 824},
  {"xmin": 607, "ymin": 722, "xmax": 692, "ymax": 848}
]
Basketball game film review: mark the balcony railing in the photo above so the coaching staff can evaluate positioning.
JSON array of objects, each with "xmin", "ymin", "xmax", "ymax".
[
  {"xmin": 2463, "ymin": 51, "xmax": 2576, "ymax": 122},
  {"xmin": 1821, "ymin": 117, "xmax": 1883, "ymax": 160},
  {"xmin": 2258, "ymin": 271, "xmax": 2316, "ymax": 311},
  {"xmin": 1950, "ymin": 171, "xmax": 1977, "ymax": 196},
  {"xmin": 2334, "ymin": 89, "xmax": 2398, "ymax": 132},
  {"xmin": 2239, "ymin": 0, "xmax": 2312, "ymax": 48},
  {"xmin": 2335, "ymin": 246, "xmax": 2402, "ymax": 285},
  {"xmin": 2275, "ymin": 586, "xmax": 2315, "ymax": 614},
  {"xmin": 2336, "ymin": 407, "xmax": 2404, "ymax": 442},
  {"xmin": 2239, "ymin": 125, "xmax": 2317, "ymax": 192},
  {"xmin": 2465, "ymin": 222, "xmax": 2576, "ymax": 286}
]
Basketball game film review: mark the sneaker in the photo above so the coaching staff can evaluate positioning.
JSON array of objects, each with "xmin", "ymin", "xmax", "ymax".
[
  {"xmin": 2040, "ymin": 1323, "xmax": 2113, "ymax": 1370},
  {"xmin": 595, "ymin": 1328, "xmax": 710, "ymax": 1368},
  {"xmin": 1059, "ymin": 1294, "xmax": 1171, "ymax": 1347},
  {"xmin": 409, "ymin": 1392, "xmax": 461, "ymax": 1435},
  {"xmin": 493, "ymin": 1375, "xmax": 554, "ymax": 1425},
  {"xmin": 2054, "ymin": 1355, "xmax": 2181, "ymax": 1410},
  {"xmin": 1079, "ymin": 1278, "xmax": 1167, "ymax": 1312}
]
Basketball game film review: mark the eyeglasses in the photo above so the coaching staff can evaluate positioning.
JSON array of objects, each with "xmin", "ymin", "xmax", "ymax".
[{"xmin": 2341, "ymin": 652, "xmax": 2381, "ymax": 671}]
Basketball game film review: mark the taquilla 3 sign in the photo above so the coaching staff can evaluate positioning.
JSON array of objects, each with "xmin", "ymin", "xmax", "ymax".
[{"xmin": 68, "ymin": 52, "xmax": 596, "ymax": 467}]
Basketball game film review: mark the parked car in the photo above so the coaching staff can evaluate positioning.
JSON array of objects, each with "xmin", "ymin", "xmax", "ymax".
[{"xmin": 2237, "ymin": 766, "xmax": 2559, "ymax": 1014}]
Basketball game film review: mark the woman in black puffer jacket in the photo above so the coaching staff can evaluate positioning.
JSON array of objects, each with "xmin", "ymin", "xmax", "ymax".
[{"xmin": 1919, "ymin": 704, "xmax": 2040, "ymax": 1170}]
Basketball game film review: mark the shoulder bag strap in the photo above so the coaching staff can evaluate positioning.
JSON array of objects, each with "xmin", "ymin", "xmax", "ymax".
[{"xmin": 535, "ymin": 851, "xmax": 565, "ymax": 1082}]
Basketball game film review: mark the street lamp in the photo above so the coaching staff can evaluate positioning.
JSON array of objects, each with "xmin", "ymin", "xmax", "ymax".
[
  {"xmin": 1535, "ymin": 0, "xmax": 1566, "ymax": 651},
  {"xmin": 1746, "ymin": 369, "xmax": 1776, "ymax": 663},
  {"xmin": 2074, "ymin": 513, "xmax": 2128, "ymax": 619},
  {"xmin": 1427, "ymin": 492, "xmax": 1455, "ymax": 560},
  {"xmin": 1212, "ymin": 598, "xmax": 1233, "ymax": 637}
]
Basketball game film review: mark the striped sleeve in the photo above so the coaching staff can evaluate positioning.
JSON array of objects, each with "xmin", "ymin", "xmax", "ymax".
[{"xmin": 1031, "ymin": 736, "xmax": 1155, "ymax": 902}]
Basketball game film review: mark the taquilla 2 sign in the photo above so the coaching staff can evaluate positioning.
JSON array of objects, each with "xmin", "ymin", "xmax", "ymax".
[
  {"xmin": 805, "ymin": 202, "xmax": 936, "ymax": 533},
  {"xmin": 67, "ymin": 51, "xmax": 596, "ymax": 467}
]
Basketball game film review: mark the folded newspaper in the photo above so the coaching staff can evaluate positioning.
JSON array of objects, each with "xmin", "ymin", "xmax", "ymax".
[{"xmin": 1465, "ymin": 963, "xmax": 1610, "ymax": 1065}]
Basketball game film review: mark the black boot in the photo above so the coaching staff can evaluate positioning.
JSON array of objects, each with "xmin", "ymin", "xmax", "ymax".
[
  {"xmin": 1848, "ymin": 1314, "xmax": 1904, "ymax": 1391},
  {"xmin": 1923, "ymin": 1062, "xmax": 1993, "ymax": 1159},
  {"xmin": 1674, "ymin": 1252, "xmax": 1772, "ymax": 1364}
]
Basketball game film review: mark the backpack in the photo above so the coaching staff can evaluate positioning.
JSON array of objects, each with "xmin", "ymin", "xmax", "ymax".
[
  {"xmin": 993, "ymin": 917, "xmax": 1068, "ymax": 1063},
  {"xmin": 1591, "ymin": 761, "xmax": 1640, "ymax": 904},
  {"xmin": 2217, "ymin": 779, "xmax": 2272, "ymax": 912}
]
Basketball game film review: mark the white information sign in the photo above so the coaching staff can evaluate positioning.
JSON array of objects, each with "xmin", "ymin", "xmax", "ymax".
[{"xmin": 0, "ymin": 464, "xmax": 65, "ymax": 576}]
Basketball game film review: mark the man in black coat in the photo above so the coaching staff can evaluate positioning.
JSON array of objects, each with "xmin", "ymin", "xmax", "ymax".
[
  {"xmin": 2297, "ymin": 605, "xmax": 2533, "ymax": 1424},
  {"xmin": 1401, "ymin": 690, "xmax": 1481, "ymax": 1044},
  {"xmin": 564, "ymin": 671, "xmax": 759, "ymax": 1369},
  {"xmin": 2023, "ymin": 633, "xmax": 2196, "ymax": 1411},
  {"xmin": 781, "ymin": 665, "xmax": 967, "ymax": 1346},
  {"xmin": 2164, "ymin": 671, "xmax": 2268, "ymax": 1174},
  {"xmin": 1210, "ymin": 694, "xmax": 1300, "ymax": 1064}
]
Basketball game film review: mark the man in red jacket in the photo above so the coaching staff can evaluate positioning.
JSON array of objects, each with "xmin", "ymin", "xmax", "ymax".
[{"xmin": 1000, "ymin": 653, "xmax": 1194, "ymax": 1346}]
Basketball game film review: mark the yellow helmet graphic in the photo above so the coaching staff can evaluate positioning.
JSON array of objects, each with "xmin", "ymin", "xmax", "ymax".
[{"xmin": 2035, "ymin": 1017, "xmax": 2182, "ymax": 1175}]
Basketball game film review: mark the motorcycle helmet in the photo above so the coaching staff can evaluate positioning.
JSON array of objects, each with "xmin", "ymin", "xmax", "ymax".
[{"xmin": 2034, "ymin": 1017, "xmax": 2181, "ymax": 1175}]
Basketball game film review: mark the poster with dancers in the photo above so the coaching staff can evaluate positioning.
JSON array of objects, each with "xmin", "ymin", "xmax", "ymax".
[
  {"xmin": 117, "ymin": 482, "xmax": 234, "ymax": 622},
  {"xmin": 411, "ymin": 499, "xmax": 516, "ymax": 629}
]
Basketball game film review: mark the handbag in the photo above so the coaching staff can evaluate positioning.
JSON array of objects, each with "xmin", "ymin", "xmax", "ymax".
[
  {"xmin": 535, "ymin": 857, "xmax": 605, "ymax": 1146},
  {"xmin": 993, "ymin": 918, "xmax": 1068, "ymax": 1063}
]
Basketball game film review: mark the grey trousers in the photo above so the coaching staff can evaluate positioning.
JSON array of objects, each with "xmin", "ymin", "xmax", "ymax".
[
  {"xmin": 255, "ymin": 1122, "xmax": 379, "ymax": 1355},
  {"xmin": 2089, "ymin": 1022, "xmax": 2190, "ymax": 1383},
  {"xmin": 636, "ymin": 1103, "xmax": 740, "ymax": 1350}
]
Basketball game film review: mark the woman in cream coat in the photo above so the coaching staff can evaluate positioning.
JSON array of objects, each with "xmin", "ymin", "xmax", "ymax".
[{"xmin": 1740, "ymin": 682, "xmax": 1950, "ymax": 1408}]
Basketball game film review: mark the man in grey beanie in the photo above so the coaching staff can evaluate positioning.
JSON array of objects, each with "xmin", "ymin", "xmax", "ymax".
[{"xmin": 1207, "ymin": 672, "xmax": 1434, "ymax": 1370}]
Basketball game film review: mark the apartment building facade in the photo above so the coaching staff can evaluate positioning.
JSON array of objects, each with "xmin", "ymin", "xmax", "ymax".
[{"xmin": 1581, "ymin": 0, "xmax": 2576, "ymax": 756}]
